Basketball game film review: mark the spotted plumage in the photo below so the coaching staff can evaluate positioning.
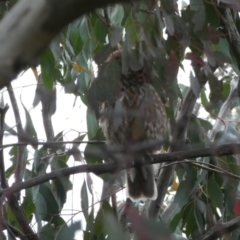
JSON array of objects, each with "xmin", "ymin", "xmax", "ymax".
[{"xmin": 100, "ymin": 64, "xmax": 167, "ymax": 200}]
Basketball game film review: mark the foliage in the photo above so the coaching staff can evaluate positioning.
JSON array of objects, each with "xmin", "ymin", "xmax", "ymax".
[{"xmin": 1, "ymin": 0, "xmax": 240, "ymax": 239}]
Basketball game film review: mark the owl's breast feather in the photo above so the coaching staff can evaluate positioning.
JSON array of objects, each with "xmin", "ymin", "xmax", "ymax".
[{"xmin": 100, "ymin": 83, "xmax": 167, "ymax": 153}]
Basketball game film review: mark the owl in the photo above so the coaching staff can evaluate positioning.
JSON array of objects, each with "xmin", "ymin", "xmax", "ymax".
[{"xmin": 99, "ymin": 56, "xmax": 167, "ymax": 201}]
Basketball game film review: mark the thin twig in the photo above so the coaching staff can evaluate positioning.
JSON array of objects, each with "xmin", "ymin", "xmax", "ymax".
[
  {"xmin": 54, "ymin": 187, "xmax": 124, "ymax": 239},
  {"xmin": 3, "ymin": 220, "xmax": 26, "ymax": 239},
  {"xmin": 0, "ymin": 140, "xmax": 105, "ymax": 150},
  {"xmin": 160, "ymin": 159, "xmax": 240, "ymax": 181},
  {"xmin": 7, "ymin": 84, "xmax": 25, "ymax": 184}
]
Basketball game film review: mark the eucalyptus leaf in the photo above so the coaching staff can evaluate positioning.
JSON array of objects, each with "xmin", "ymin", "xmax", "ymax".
[
  {"xmin": 81, "ymin": 180, "xmax": 89, "ymax": 220},
  {"xmin": 20, "ymin": 96, "xmax": 38, "ymax": 143}
]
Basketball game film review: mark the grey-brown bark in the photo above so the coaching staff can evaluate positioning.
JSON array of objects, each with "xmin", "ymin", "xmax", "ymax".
[{"xmin": 0, "ymin": 0, "xmax": 135, "ymax": 89}]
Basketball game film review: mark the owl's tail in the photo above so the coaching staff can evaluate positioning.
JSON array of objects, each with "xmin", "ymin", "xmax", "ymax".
[{"xmin": 126, "ymin": 164, "xmax": 157, "ymax": 201}]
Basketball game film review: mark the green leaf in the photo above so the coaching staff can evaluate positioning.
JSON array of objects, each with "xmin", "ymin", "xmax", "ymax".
[
  {"xmin": 62, "ymin": 69, "xmax": 77, "ymax": 94},
  {"xmin": 83, "ymin": 230, "xmax": 97, "ymax": 240},
  {"xmin": 133, "ymin": 216, "xmax": 171, "ymax": 239},
  {"xmin": 104, "ymin": 213, "xmax": 130, "ymax": 240},
  {"xmin": 98, "ymin": 58, "xmax": 121, "ymax": 80},
  {"xmin": 218, "ymin": 38, "xmax": 232, "ymax": 61},
  {"xmin": 33, "ymin": 147, "xmax": 49, "ymax": 174},
  {"xmin": 163, "ymin": 11, "xmax": 174, "ymax": 36},
  {"xmin": 50, "ymin": 37, "xmax": 62, "ymax": 65},
  {"xmin": 222, "ymin": 79, "xmax": 230, "ymax": 99},
  {"xmin": 94, "ymin": 44, "xmax": 113, "ymax": 65},
  {"xmin": 215, "ymin": 125, "xmax": 240, "ymax": 146},
  {"xmin": 63, "ymin": 69, "xmax": 72, "ymax": 84},
  {"xmin": 20, "ymin": 96, "xmax": 37, "ymax": 144},
  {"xmin": 190, "ymin": 0, "xmax": 203, "ymax": 11},
  {"xmin": 86, "ymin": 209, "xmax": 95, "ymax": 234},
  {"xmin": 194, "ymin": 207, "xmax": 204, "ymax": 234},
  {"xmin": 86, "ymin": 108, "xmax": 98, "ymax": 139},
  {"xmin": 207, "ymin": 175, "xmax": 223, "ymax": 211},
  {"xmin": 8, "ymin": 145, "xmax": 28, "ymax": 167},
  {"xmin": 213, "ymin": 51, "xmax": 232, "ymax": 65},
  {"xmin": 0, "ymin": 94, "xmax": 4, "ymax": 108},
  {"xmin": 109, "ymin": 26, "xmax": 123, "ymax": 47},
  {"xmin": 192, "ymin": 4, "xmax": 206, "ymax": 33},
  {"xmin": 52, "ymin": 165, "xmax": 72, "ymax": 209},
  {"xmin": 40, "ymin": 48, "xmax": 56, "ymax": 90},
  {"xmin": 94, "ymin": 201, "xmax": 112, "ymax": 236},
  {"xmin": 161, "ymin": 0, "xmax": 175, "ymax": 13},
  {"xmin": 84, "ymin": 143, "xmax": 103, "ymax": 164},
  {"xmin": 5, "ymin": 165, "xmax": 15, "ymax": 179},
  {"xmin": 82, "ymin": 37, "xmax": 98, "ymax": 60},
  {"xmin": 174, "ymin": 234, "xmax": 188, "ymax": 240},
  {"xmin": 22, "ymin": 170, "xmax": 35, "ymax": 219},
  {"xmin": 110, "ymin": 5, "xmax": 124, "ymax": 26},
  {"xmin": 87, "ymin": 60, "xmax": 121, "ymax": 115},
  {"xmin": 204, "ymin": 0, "xmax": 220, "ymax": 27},
  {"xmin": 52, "ymin": 216, "xmax": 66, "ymax": 227},
  {"xmin": 96, "ymin": 233, "xmax": 106, "ymax": 240},
  {"xmin": 81, "ymin": 180, "xmax": 89, "ymax": 220},
  {"xmin": 224, "ymin": 182, "xmax": 237, "ymax": 217},
  {"xmin": 39, "ymin": 223, "xmax": 56, "ymax": 240},
  {"xmin": 174, "ymin": 166, "xmax": 196, "ymax": 208},
  {"xmin": 79, "ymin": 17, "xmax": 90, "ymax": 41},
  {"xmin": 198, "ymin": 118, "xmax": 212, "ymax": 131},
  {"xmin": 94, "ymin": 17, "xmax": 107, "ymax": 44},
  {"xmin": 181, "ymin": 203, "xmax": 195, "ymax": 237},
  {"xmin": 56, "ymin": 221, "xmax": 81, "ymax": 240},
  {"xmin": 170, "ymin": 210, "xmax": 184, "ymax": 232},
  {"xmin": 71, "ymin": 30, "xmax": 83, "ymax": 55},
  {"xmin": 200, "ymin": 89, "xmax": 209, "ymax": 109},
  {"xmin": 124, "ymin": 16, "xmax": 139, "ymax": 50},
  {"xmin": 35, "ymin": 183, "xmax": 60, "ymax": 222}
]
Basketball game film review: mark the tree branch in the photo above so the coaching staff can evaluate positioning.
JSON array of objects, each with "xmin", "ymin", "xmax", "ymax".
[
  {"xmin": 222, "ymin": 8, "xmax": 240, "ymax": 68},
  {"xmin": 34, "ymin": 79, "xmax": 56, "ymax": 140},
  {"xmin": 7, "ymin": 84, "xmax": 25, "ymax": 184},
  {"xmin": 0, "ymin": 0, "xmax": 134, "ymax": 89},
  {"xmin": 3, "ymin": 220, "xmax": 26, "ymax": 239},
  {"xmin": 1, "ymin": 142, "xmax": 240, "ymax": 198},
  {"xmin": 197, "ymin": 216, "xmax": 240, "ymax": 240},
  {"xmin": 0, "ymin": 140, "xmax": 104, "ymax": 150},
  {"xmin": 0, "ymin": 105, "xmax": 9, "ymax": 188},
  {"xmin": 7, "ymin": 196, "xmax": 38, "ymax": 240},
  {"xmin": 6, "ymin": 85, "xmax": 38, "ymax": 240},
  {"xmin": 148, "ymin": 66, "xmax": 209, "ymax": 219},
  {"xmin": 0, "ymin": 105, "xmax": 9, "ymax": 238}
]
